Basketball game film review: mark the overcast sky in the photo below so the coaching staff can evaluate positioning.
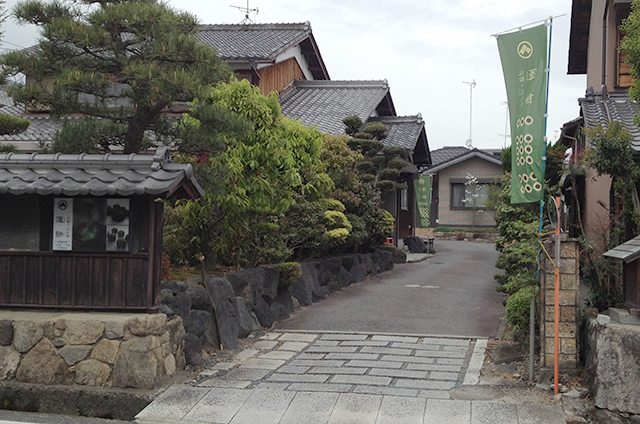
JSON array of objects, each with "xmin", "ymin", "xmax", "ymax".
[{"xmin": 0, "ymin": 0, "xmax": 587, "ymax": 151}]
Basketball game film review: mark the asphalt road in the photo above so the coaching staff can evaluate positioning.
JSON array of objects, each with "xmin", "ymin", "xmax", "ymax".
[{"xmin": 275, "ymin": 240, "xmax": 506, "ymax": 338}]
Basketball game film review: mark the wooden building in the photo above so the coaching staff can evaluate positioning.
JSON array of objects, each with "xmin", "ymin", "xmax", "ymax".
[{"xmin": 0, "ymin": 148, "xmax": 203, "ymax": 312}]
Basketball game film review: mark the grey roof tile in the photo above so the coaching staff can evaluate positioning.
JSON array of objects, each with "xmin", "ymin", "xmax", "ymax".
[
  {"xmin": 369, "ymin": 115, "xmax": 425, "ymax": 150},
  {"xmin": 429, "ymin": 147, "xmax": 471, "ymax": 166},
  {"xmin": 0, "ymin": 147, "xmax": 202, "ymax": 199},
  {"xmin": 197, "ymin": 22, "xmax": 312, "ymax": 61},
  {"xmin": 279, "ymin": 80, "xmax": 394, "ymax": 135},
  {"xmin": 426, "ymin": 146, "xmax": 501, "ymax": 172},
  {"xmin": 580, "ymin": 90, "xmax": 640, "ymax": 153}
]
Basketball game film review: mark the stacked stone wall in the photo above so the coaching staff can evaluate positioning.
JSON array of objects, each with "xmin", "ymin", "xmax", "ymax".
[{"xmin": 0, "ymin": 313, "xmax": 184, "ymax": 389}]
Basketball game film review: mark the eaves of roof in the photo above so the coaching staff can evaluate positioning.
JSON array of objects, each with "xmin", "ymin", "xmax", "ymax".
[
  {"xmin": 197, "ymin": 22, "xmax": 329, "ymax": 80},
  {"xmin": 568, "ymin": 0, "xmax": 592, "ymax": 75},
  {"xmin": 279, "ymin": 80, "xmax": 394, "ymax": 135},
  {"xmin": 0, "ymin": 147, "xmax": 203, "ymax": 199},
  {"xmin": 424, "ymin": 148, "xmax": 502, "ymax": 174},
  {"xmin": 579, "ymin": 89, "xmax": 640, "ymax": 153},
  {"xmin": 604, "ymin": 235, "xmax": 640, "ymax": 263}
]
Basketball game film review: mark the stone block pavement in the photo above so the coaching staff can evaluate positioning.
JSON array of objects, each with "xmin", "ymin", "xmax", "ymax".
[{"xmin": 136, "ymin": 331, "xmax": 565, "ymax": 423}]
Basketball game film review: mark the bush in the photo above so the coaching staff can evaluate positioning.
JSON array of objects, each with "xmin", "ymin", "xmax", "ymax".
[
  {"xmin": 273, "ymin": 262, "xmax": 302, "ymax": 289},
  {"xmin": 377, "ymin": 244, "xmax": 397, "ymax": 254},
  {"xmin": 505, "ymin": 286, "xmax": 537, "ymax": 335}
]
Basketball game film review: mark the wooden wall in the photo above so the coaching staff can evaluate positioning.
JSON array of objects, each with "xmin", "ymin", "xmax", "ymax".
[
  {"xmin": 259, "ymin": 58, "xmax": 306, "ymax": 96},
  {"xmin": 0, "ymin": 197, "xmax": 162, "ymax": 312}
]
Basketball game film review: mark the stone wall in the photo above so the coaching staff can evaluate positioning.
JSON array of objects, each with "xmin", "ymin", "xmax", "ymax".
[
  {"xmin": 540, "ymin": 239, "xmax": 580, "ymax": 369},
  {"xmin": 0, "ymin": 312, "xmax": 184, "ymax": 390},
  {"xmin": 584, "ymin": 318, "xmax": 640, "ymax": 417},
  {"xmin": 160, "ymin": 251, "xmax": 395, "ymax": 366},
  {"xmin": 0, "ymin": 250, "xmax": 395, "ymax": 392},
  {"xmin": 433, "ymin": 231, "xmax": 497, "ymax": 243}
]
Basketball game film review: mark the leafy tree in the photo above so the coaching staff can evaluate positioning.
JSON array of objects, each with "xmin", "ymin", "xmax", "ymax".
[
  {"xmin": 168, "ymin": 79, "xmax": 333, "ymax": 267},
  {"xmin": 342, "ymin": 115, "xmax": 410, "ymax": 194},
  {"xmin": 321, "ymin": 132, "xmax": 394, "ymax": 252},
  {"xmin": 1, "ymin": 0, "xmax": 232, "ymax": 153},
  {"xmin": 0, "ymin": 0, "xmax": 30, "ymax": 144}
]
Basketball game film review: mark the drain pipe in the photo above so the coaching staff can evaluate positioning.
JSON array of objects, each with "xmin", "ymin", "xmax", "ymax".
[{"xmin": 602, "ymin": 0, "xmax": 610, "ymax": 89}]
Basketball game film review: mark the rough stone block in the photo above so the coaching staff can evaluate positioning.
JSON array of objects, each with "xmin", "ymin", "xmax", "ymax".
[
  {"xmin": 186, "ymin": 284, "xmax": 213, "ymax": 311},
  {"xmin": 560, "ymin": 274, "xmax": 578, "ymax": 291},
  {"xmin": 59, "ymin": 345, "xmax": 92, "ymax": 366},
  {"xmin": 111, "ymin": 335, "xmax": 163, "ymax": 389},
  {"xmin": 236, "ymin": 296, "xmax": 261, "ymax": 338},
  {"xmin": 585, "ymin": 320, "xmax": 640, "ymax": 414},
  {"xmin": 358, "ymin": 253, "xmax": 376, "ymax": 278},
  {"xmin": 205, "ymin": 277, "xmax": 239, "ymax": 350},
  {"xmin": 75, "ymin": 359, "xmax": 112, "ymax": 386},
  {"xmin": 317, "ymin": 257, "xmax": 343, "ymax": 293},
  {"xmin": 104, "ymin": 320, "xmax": 125, "ymax": 340},
  {"xmin": 544, "ymin": 322, "xmax": 575, "ymax": 338},
  {"xmin": 561, "ymin": 338, "xmax": 577, "ymax": 355},
  {"xmin": 184, "ymin": 333, "xmax": 202, "ymax": 367},
  {"xmin": 64, "ymin": 320, "xmax": 104, "ymax": 345},
  {"xmin": 16, "ymin": 338, "xmax": 73, "ymax": 385},
  {"xmin": 544, "ymin": 290, "xmax": 577, "ymax": 306},
  {"xmin": 13, "ymin": 321, "xmax": 44, "ymax": 353},
  {"xmin": 0, "ymin": 345, "xmax": 20, "ymax": 380},
  {"xmin": 127, "ymin": 314, "xmax": 167, "ymax": 336},
  {"xmin": 560, "ymin": 242, "xmax": 578, "ymax": 259},
  {"xmin": 0, "ymin": 320, "xmax": 15, "ymax": 346},
  {"xmin": 91, "ymin": 339, "xmax": 120, "ymax": 364}
]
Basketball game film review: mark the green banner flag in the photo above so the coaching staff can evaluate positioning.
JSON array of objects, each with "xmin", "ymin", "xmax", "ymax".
[
  {"xmin": 497, "ymin": 25, "xmax": 548, "ymax": 204},
  {"xmin": 414, "ymin": 175, "xmax": 431, "ymax": 228}
]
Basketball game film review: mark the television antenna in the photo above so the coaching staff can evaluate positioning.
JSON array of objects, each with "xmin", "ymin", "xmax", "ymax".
[
  {"xmin": 230, "ymin": 1, "xmax": 259, "ymax": 24},
  {"xmin": 462, "ymin": 80, "xmax": 476, "ymax": 149}
]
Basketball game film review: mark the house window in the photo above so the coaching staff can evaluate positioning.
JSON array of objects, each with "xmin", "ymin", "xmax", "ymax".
[
  {"xmin": 451, "ymin": 183, "xmax": 490, "ymax": 209},
  {"xmin": 401, "ymin": 188, "xmax": 409, "ymax": 211}
]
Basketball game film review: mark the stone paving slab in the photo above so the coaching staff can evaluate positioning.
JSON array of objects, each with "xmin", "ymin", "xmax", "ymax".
[{"xmin": 136, "ymin": 332, "xmax": 565, "ymax": 424}]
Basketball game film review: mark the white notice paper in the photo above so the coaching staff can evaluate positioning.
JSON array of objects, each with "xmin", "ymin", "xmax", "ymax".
[{"xmin": 53, "ymin": 198, "xmax": 73, "ymax": 251}]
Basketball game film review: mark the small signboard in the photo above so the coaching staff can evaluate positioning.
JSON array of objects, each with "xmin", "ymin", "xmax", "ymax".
[{"xmin": 53, "ymin": 198, "xmax": 73, "ymax": 251}]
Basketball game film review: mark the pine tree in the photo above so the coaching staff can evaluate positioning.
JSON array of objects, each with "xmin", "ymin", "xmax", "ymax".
[{"xmin": 1, "ymin": 0, "xmax": 232, "ymax": 153}]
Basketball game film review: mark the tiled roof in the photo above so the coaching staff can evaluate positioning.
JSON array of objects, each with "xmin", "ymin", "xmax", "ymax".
[
  {"xmin": 0, "ymin": 147, "xmax": 203, "ymax": 199},
  {"xmin": 369, "ymin": 115, "xmax": 424, "ymax": 150},
  {"xmin": 429, "ymin": 146, "xmax": 471, "ymax": 166},
  {"xmin": 426, "ymin": 146, "xmax": 502, "ymax": 173},
  {"xmin": 580, "ymin": 89, "xmax": 640, "ymax": 153},
  {"xmin": 279, "ymin": 80, "xmax": 395, "ymax": 135},
  {"xmin": 197, "ymin": 22, "xmax": 312, "ymax": 61}
]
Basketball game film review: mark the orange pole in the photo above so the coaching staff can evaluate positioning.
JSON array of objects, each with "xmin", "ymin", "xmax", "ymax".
[{"xmin": 554, "ymin": 195, "xmax": 561, "ymax": 395}]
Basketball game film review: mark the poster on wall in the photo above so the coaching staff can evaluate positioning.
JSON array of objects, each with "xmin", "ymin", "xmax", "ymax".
[
  {"xmin": 53, "ymin": 198, "xmax": 73, "ymax": 251},
  {"xmin": 106, "ymin": 199, "xmax": 130, "ymax": 252}
]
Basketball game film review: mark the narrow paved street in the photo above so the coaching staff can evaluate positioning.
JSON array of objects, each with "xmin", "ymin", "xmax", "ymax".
[
  {"xmin": 276, "ymin": 240, "xmax": 505, "ymax": 337},
  {"xmin": 135, "ymin": 241, "xmax": 565, "ymax": 423}
]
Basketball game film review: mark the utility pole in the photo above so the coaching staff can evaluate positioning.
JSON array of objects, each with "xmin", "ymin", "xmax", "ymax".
[{"xmin": 462, "ymin": 80, "xmax": 476, "ymax": 148}]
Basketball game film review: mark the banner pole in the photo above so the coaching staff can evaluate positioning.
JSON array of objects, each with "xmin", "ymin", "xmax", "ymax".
[{"xmin": 533, "ymin": 16, "xmax": 554, "ymax": 384}]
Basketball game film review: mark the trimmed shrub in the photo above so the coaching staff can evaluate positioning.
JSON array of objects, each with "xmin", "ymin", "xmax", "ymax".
[{"xmin": 273, "ymin": 262, "xmax": 302, "ymax": 289}]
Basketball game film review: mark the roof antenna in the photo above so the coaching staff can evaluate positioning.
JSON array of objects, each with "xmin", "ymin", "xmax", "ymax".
[{"xmin": 230, "ymin": 0, "xmax": 259, "ymax": 24}]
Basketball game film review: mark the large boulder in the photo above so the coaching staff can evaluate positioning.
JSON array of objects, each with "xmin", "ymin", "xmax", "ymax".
[
  {"xmin": 16, "ymin": 338, "xmax": 73, "ymax": 385},
  {"xmin": 205, "ymin": 277, "xmax": 239, "ymax": 350},
  {"xmin": 253, "ymin": 297, "xmax": 276, "ymax": 328},
  {"xmin": 358, "ymin": 253, "xmax": 377, "ymax": 278},
  {"xmin": 160, "ymin": 286, "xmax": 192, "ymax": 326},
  {"xmin": 188, "ymin": 310, "xmax": 212, "ymax": 338},
  {"xmin": 373, "ymin": 249, "xmax": 394, "ymax": 272},
  {"xmin": 403, "ymin": 235, "xmax": 427, "ymax": 253},
  {"xmin": 111, "ymin": 336, "xmax": 164, "ymax": 389},
  {"xmin": 317, "ymin": 257, "xmax": 343, "ymax": 293},
  {"xmin": 341, "ymin": 255, "xmax": 364, "ymax": 283},
  {"xmin": 226, "ymin": 268, "xmax": 278, "ymax": 311},
  {"xmin": 160, "ymin": 280, "xmax": 188, "ymax": 294},
  {"xmin": 183, "ymin": 333, "xmax": 202, "ymax": 367},
  {"xmin": 393, "ymin": 249, "xmax": 407, "ymax": 264},
  {"xmin": 59, "ymin": 345, "xmax": 92, "ymax": 366},
  {"xmin": 236, "ymin": 297, "xmax": 261, "ymax": 338},
  {"xmin": 340, "ymin": 267, "xmax": 356, "ymax": 288},
  {"xmin": 269, "ymin": 288, "xmax": 294, "ymax": 323},
  {"xmin": 186, "ymin": 284, "xmax": 213, "ymax": 311},
  {"xmin": 585, "ymin": 320, "xmax": 640, "ymax": 415}
]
